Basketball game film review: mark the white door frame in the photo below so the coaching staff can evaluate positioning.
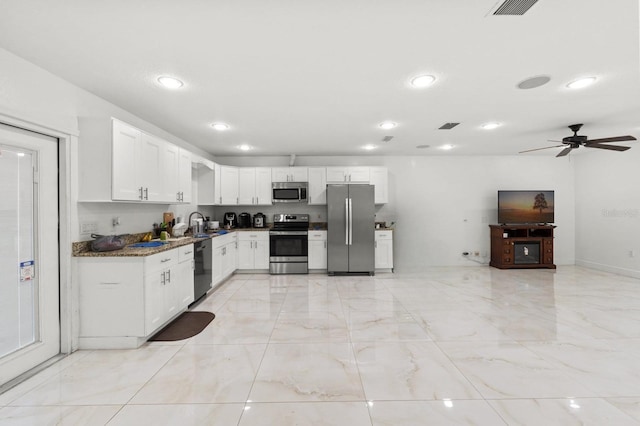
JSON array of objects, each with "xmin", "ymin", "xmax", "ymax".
[{"xmin": 0, "ymin": 111, "xmax": 76, "ymax": 357}]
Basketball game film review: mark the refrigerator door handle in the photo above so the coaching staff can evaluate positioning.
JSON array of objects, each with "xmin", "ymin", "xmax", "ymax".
[
  {"xmin": 345, "ymin": 198, "xmax": 349, "ymax": 245},
  {"xmin": 348, "ymin": 198, "xmax": 353, "ymax": 245}
]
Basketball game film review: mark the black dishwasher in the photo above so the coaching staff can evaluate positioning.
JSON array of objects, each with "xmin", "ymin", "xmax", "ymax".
[{"xmin": 192, "ymin": 240, "xmax": 212, "ymax": 304}]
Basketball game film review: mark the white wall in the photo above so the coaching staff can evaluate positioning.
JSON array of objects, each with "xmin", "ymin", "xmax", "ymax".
[
  {"xmin": 575, "ymin": 147, "xmax": 640, "ymax": 278},
  {"xmin": 219, "ymin": 155, "xmax": 576, "ymax": 271}
]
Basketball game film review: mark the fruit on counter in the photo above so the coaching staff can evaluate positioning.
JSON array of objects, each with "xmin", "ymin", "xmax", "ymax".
[{"xmin": 142, "ymin": 232, "xmax": 153, "ymax": 242}]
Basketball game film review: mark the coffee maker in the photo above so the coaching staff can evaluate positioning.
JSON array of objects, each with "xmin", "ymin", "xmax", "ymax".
[
  {"xmin": 238, "ymin": 212, "xmax": 251, "ymax": 228},
  {"xmin": 253, "ymin": 212, "xmax": 266, "ymax": 228},
  {"xmin": 223, "ymin": 212, "xmax": 237, "ymax": 228}
]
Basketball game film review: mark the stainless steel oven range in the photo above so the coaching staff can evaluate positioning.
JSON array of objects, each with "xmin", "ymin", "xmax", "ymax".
[{"xmin": 269, "ymin": 214, "xmax": 309, "ymax": 274}]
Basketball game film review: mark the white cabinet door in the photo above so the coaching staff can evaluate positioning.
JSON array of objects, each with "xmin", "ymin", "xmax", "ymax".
[
  {"xmin": 162, "ymin": 142, "xmax": 180, "ymax": 203},
  {"xmin": 112, "ymin": 120, "xmax": 142, "ymax": 201},
  {"xmin": 144, "ymin": 267, "xmax": 166, "ymax": 334},
  {"xmin": 220, "ymin": 165, "xmax": 239, "ymax": 205},
  {"xmin": 308, "ymin": 231, "xmax": 327, "ymax": 269},
  {"xmin": 254, "ymin": 233, "xmax": 270, "ymax": 269},
  {"xmin": 272, "ymin": 167, "xmax": 308, "ymax": 182},
  {"xmin": 325, "ymin": 167, "xmax": 348, "ymax": 183},
  {"xmin": 308, "ymin": 167, "xmax": 327, "ymax": 205},
  {"xmin": 178, "ymin": 148, "xmax": 192, "ymax": 203},
  {"xmin": 140, "ymin": 133, "xmax": 164, "ymax": 202},
  {"xmin": 238, "ymin": 168, "xmax": 256, "ymax": 205},
  {"xmin": 290, "ymin": 167, "xmax": 308, "ymax": 182},
  {"xmin": 237, "ymin": 237, "xmax": 254, "ymax": 270},
  {"xmin": 271, "ymin": 168, "xmax": 290, "ymax": 182},
  {"xmin": 213, "ymin": 245, "xmax": 224, "ymax": 286},
  {"xmin": 326, "ymin": 167, "xmax": 370, "ymax": 183},
  {"xmin": 369, "ymin": 167, "xmax": 388, "ymax": 204},
  {"xmin": 255, "ymin": 167, "xmax": 272, "ymax": 205},
  {"xmin": 375, "ymin": 231, "xmax": 393, "ymax": 270},
  {"xmin": 175, "ymin": 259, "xmax": 194, "ymax": 307}
]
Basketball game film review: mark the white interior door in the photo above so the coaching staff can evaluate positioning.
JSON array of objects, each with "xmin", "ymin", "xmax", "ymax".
[{"xmin": 0, "ymin": 124, "xmax": 59, "ymax": 386}]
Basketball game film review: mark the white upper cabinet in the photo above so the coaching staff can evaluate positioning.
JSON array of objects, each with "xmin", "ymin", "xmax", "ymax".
[
  {"xmin": 161, "ymin": 141, "xmax": 180, "ymax": 202},
  {"xmin": 326, "ymin": 167, "xmax": 370, "ymax": 183},
  {"xmin": 112, "ymin": 120, "xmax": 142, "ymax": 201},
  {"xmin": 272, "ymin": 167, "xmax": 308, "ymax": 182},
  {"xmin": 219, "ymin": 165, "xmax": 239, "ymax": 205},
  {"xmin": 369, "ymin": 167, "xmax": 388, "ymax": 204},
  {"xmin": 239, "ymin": 167, "xmax": 272, "ymax": 205},
  {"xmin": 177, "ymin": 148, "xmax": 192, "ymax": 203},
  {"xmin": 308, "ymin": 167, "xmax": 327, "ymax": 205},
  {"xmin": 110, "ymin": 119, "xmax": 192, "ymax": 203},
  {"xmin": 238, "ymin": 168, "xmax": 256, "ymax": 205}
]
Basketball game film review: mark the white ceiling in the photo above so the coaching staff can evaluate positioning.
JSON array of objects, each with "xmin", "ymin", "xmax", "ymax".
[{"xmin": 1, "ymin": 0, "xmax": 639, "ymax": 157}]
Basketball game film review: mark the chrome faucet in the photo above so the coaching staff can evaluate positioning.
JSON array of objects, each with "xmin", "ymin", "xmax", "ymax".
[{"xmin": 188, "ymin": 211, "xmax": 206, "ymax": 234}]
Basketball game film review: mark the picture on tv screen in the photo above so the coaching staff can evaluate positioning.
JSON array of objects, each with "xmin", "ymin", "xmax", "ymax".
[{"xmin": 498, "ymin": 190, "xmax": 555, "ymax": 224}]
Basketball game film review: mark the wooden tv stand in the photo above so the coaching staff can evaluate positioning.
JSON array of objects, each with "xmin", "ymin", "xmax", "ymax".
[{"xmin": 489, "ymin": 224, "xmax": 556, "ymax": 269}]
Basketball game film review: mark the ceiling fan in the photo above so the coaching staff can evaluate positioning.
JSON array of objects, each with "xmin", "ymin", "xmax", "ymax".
[{"xmin": 520, "ymin": 124, "xmax": 636, "ymax": 157}]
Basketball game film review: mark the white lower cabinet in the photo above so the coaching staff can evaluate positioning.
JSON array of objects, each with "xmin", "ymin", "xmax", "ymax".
[
  {"xmin": 237, "ymin": 231, "xmax": 270, "ymax": 270},
  {"xmin": 212, "ymin": 233, "xmax": 238, "ymax": 286},
  {"xmin": 78, "ymin": 244, "xmax": 195, "ymax": 349},
  {"xmin": 375, "ymin": 230, "xmax": 394, "ymax": 271},
  {"xmin": 308, "ymin": 230, "xmax": 327, "ymax": 270}
]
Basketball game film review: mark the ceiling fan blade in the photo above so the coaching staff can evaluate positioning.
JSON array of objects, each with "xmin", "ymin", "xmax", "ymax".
[
  {"xmin": 585, "ymin": 143, "xmax": 631, "ymax": 152},
  {"xmin": 586, "ymin": 135, "xmax": 637, "ymax": 144},
  {"xmin": 556, "ymin": 147, "xmax": 573, "ymax": 157},
  {"xmin": 519, "ymin": 144, "xmax": 565, "ymax": 153}
]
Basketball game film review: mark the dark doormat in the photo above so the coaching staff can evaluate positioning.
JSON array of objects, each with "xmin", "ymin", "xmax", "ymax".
[{"xmin": 149, "ymin": 311, "xmax": 215, "ymax": 341}]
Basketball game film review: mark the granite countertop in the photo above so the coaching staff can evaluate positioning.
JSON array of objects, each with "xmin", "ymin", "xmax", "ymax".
[{"xmin": 73, "ymin": 231, "xmax": 238, "ymax": 258}]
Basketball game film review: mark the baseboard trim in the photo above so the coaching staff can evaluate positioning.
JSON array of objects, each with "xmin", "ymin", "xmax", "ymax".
[{"xmin": 575, "ymin": 259, "xmax": 640, "ymax": 280}]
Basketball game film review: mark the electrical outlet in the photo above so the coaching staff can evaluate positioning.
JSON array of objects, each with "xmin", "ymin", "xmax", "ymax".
[
  {"xmin": 113, "ymin": 217, "xmax": 121, "ymax": 226},
  {"xmin": 80, "ymin": 222, "xmax": 98, "ymax": 234}
]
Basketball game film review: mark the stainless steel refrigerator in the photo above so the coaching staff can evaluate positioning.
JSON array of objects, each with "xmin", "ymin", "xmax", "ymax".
[{"xmin": 327, "ymin": 184, "xmax": 375, "ymax": 275}]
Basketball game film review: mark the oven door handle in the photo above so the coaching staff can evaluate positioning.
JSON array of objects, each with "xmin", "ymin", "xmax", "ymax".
[{"xmin": 269, "ymin": 231, "xmax": 309, "ymax": 236}]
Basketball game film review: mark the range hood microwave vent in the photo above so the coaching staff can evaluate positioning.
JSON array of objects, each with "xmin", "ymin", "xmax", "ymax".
[{"xmin": 492, "ymin": 0, "xmax": 539, "ymax": 15}]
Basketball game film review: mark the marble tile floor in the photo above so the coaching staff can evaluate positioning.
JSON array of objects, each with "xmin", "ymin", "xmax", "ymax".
[{"xmin": 2, "ymin": 266, "xmax": 640, "ymax": 425}]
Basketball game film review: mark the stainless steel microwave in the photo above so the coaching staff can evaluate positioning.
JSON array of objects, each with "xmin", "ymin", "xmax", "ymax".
[{"xmin": 272, "ymin": 182, "xmax": 308, "ymax": 203}]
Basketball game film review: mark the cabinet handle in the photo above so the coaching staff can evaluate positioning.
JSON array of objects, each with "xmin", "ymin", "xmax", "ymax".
[
  {"xmin": 184, "ymin": 250, "xmax": 193, "ymax": 255},
  {"xmin": 166, "ymin": 269, "xmax": 171, "ymax": 283},
  {"xmin": 236, "ymin": 197, "xmax": 239, "ymax": 204},
  {"xmin": 139, "ymin": 187, "xmax": 144, "ymax": 200},
  {"xmin": 161, "ymin": 258, "xmax": 171, "ymax": 263},
  {"xmin": 144, "ymin": 187, "xmax": 149, "ymax": 200},
  {"xmin": 161, "ymin": 271, "xmax": 165, "ymax": 285},
  {"xmin": 219, "ymin": 196, "xmax": 222, "ymax": 204}
]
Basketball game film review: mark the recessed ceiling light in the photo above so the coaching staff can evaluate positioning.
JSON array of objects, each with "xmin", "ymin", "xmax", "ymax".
[
  {"xmin": 362, "ymin": 144, "xmax": 377, "ymax": 150},
  {"xmin": 157, "ymin": 76, "xmax": 184, "ymax": 89},
  {"xmin": 410, "ymin": 74, "xmax": 436, "ymax": 88},
  {"xmin": 567, "ymin": 77, "xmax": 597, "ymax": 89},
  {"xmin": 440, "ymin": 144, "xmax": 454, "ymax": 150},
  {"xmin": 481, "ymin": 122, "xmax": 501, "ymax": 130},
  {"xmin": 416, "ymin": 145, "xmax": 430, "ymax": 149},
  {"xmin": 238, "ymin": 144, "xmax": 252, "ymax": 151},
  {"xmin": 379, "ymin": 121, "xmax": 397, "ymax": 130},
  {"xmin": 211, "ymin": 123, "xmax": 230, "ymax": 131}
]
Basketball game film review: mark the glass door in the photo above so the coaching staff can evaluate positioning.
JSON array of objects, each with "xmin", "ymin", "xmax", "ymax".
[{"xmin": 0, "ymin": 124, "xmax": 59, "ymax": 386}]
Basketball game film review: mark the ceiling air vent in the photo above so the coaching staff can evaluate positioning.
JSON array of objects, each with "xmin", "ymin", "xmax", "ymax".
[
  {"xmin": 438, "ymin": 122, "xmax": 460, "ymax": 130},
  {"xmin": 382, "ymin": 136, "xmax": 394, "ymax": 142},
  {"xmin": 492, "ymin": 0, "xmax": 539, "ymax": 15}
]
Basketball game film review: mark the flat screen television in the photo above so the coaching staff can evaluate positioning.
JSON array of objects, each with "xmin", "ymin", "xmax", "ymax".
[{"xmin": 498, "ymin": 190, "xmax": 554, "ymax": 224}]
